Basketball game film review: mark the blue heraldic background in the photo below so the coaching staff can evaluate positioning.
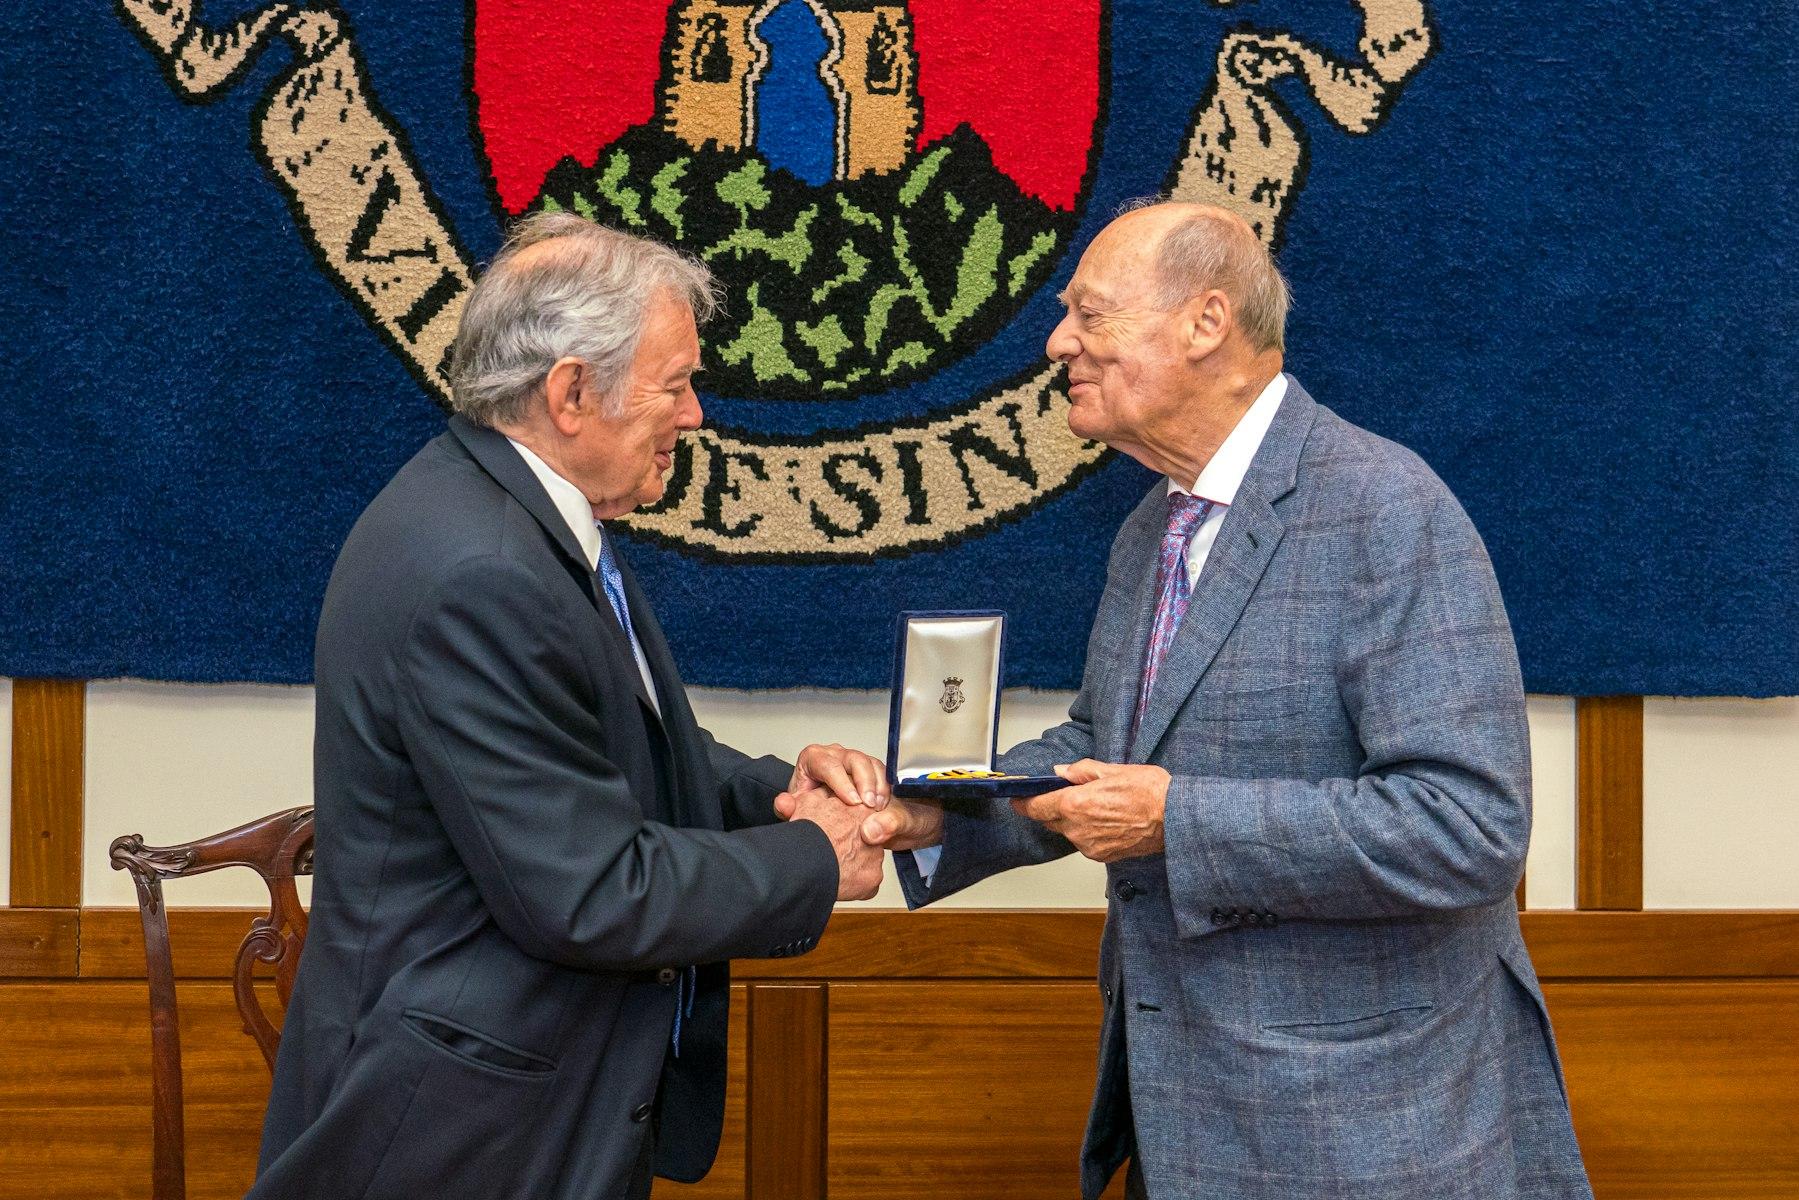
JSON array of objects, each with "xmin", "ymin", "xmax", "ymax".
[{"xmin": 0, "ymin": 0, "xmax": 1795, "ymax": 696}]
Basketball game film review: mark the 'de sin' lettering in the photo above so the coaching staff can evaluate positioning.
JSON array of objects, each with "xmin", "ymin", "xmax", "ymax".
[{"xmin": 632, "ymin": 375, "xmax": 1101, "ymax": 556}]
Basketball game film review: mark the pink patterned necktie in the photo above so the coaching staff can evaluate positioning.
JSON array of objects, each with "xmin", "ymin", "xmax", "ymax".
[{"xmin": 1130, "ymin": 493, "xmax": 1217, "ymax": 753}]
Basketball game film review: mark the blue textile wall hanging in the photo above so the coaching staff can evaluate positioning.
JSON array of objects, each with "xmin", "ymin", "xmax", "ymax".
[{"xmin": 1, "ymin": 1, "xmax": 1794, "ymax": 695}]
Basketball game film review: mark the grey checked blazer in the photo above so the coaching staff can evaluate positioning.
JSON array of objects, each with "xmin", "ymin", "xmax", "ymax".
[{"xmin": 897, "ymin": 378, "xmax": 1592, "ymax": 1199}]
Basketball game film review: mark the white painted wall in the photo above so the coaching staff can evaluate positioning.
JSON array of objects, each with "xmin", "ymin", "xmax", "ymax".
[
  {"xmin": 1643, "ymin": 697, "xmax": 1799, "ymax": 908},
  {"xmin": 57, "ymin": 682, "xmax": 1799, "ymax": 912},
  {"xmin": 1524, "ymin": 696, "xmax": 1578, "ymax": 909},
  {"xmin": 0, "ymin": 678, "xmax": 11, "ymax": 903},
  {"xmin": 68, "ymin": 681, "xmax": 1603, "ymax": 910},
  {"xmin": 84, "ymin": 682, "xmax": 315, "ymax": 908}
]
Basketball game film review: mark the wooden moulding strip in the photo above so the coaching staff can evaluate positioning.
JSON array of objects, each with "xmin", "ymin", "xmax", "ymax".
[
  {"xmin": 1576, "ymin": 695, "xmax": 1645, "ymax": 911},
  {"xmin": 9, "ymin": 679, "xmax": 85, "ymax": 910},
  {"xmin": 75, "ymin": 907, "xmax": 1799, "ymax": 982}
]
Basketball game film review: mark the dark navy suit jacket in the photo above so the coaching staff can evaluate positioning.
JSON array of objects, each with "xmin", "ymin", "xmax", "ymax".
[{"xmin": 250, "ymin": 417, "xmax": 839, "ymax": 1200}]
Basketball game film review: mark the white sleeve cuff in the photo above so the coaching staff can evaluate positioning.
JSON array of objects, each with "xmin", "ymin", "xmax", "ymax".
[{"xmin": 910, "ymin": 844, "xmax": 943, "ymax": 886}]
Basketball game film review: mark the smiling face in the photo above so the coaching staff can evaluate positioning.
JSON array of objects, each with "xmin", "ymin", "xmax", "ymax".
[
  {"xmin": 1044, "ymin": 219, "xmax": 1193, "ymax": 464},
  {"xmin": 572, "ymin": 290, "xmax": 704, "ymax": 519}
]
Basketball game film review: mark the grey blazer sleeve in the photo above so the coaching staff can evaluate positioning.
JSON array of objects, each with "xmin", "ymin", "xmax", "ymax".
[
  {"xmin": 1161, "ymin": 489, "xmax": 1532, "ymax": 936},
  {"xmin": 396, "ymin": 555, "xmax": 839, "ymax": 968}
]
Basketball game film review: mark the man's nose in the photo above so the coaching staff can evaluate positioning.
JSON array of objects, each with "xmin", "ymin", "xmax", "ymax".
[
  {"xmin": 1046, "ymin": 313, "xmax": 1079, "ymax": 363},
  {"xmin": 678, "ymin": 386, "xmax": 704, "ymax": 430}
]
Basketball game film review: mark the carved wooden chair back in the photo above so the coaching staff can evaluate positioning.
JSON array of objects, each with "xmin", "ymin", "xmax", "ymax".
[{"xmin": 109, "ymin": 807, "xmax": 314, "ymax": 1200}]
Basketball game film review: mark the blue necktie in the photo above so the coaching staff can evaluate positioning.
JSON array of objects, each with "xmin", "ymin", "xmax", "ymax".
[
  {"xmin": 595, "ymin": 525, "xmax": 643, "ymax": 658},
  {"xmin": 597, "ymin": 523, "xmax": 696, "ymax": 1053}
]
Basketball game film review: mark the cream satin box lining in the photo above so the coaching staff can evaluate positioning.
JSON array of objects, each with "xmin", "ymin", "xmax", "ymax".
[{"xmin": 886, "ymin": 611, "xmax": 1064, "ymax": 799}]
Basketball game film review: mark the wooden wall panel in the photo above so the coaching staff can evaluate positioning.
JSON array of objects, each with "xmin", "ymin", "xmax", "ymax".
[
  {"xmin": 0, "ymin": 908, "xmax": 79, "ymax": 976},
  {"xmin": 1551, "ymin": 981, "xmax": 1799, "ymax": 1198},
  {"xmin": 0, "ymin": 978, "xmax": 748, "ymax": 1200},
  {"xmin": 746, "ymin": 984, "xmax": 825, "ymax": 1200},
  {"xmin": 825, "ymin": 982, "xmax": 1124, "ymax": 1200},
  {"xmin": 1578, "ymin": 696, "xmax": 1645, "ymax": 910},
  {"xmin": 0, "ymin": 982, "xmax": 268, "ymax": 1200},
  {"xmin": 8, "ymin": 679, "xmax": 84, "ymax": 909}
]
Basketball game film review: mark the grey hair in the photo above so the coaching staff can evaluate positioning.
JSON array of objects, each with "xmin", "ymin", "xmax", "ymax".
[
  {"xmin": 1115, "ymin": 196, "xmax": 1291, "ymax": 353},
  {"xmin": 447, "ymin": 211, "xmax": 720, "ymax": 427}
]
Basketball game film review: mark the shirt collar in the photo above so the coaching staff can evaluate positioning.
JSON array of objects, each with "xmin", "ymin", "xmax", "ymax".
[
  {"xmin": 1168, "ymin": 373, "xmax": 1289, "ymax": 505},
  {"xmin": 506, "ymin": 437, "xmax": 604, "ymax": 571}
]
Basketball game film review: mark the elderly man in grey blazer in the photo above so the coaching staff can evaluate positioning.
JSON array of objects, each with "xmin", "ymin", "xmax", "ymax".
[{"xmin": 828, "ymin": 202, "xmax": 1594, "ymax": 1198}]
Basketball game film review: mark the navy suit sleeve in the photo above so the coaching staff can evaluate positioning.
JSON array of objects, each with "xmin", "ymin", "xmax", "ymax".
[
  {"xmin": 1160, "ymin": 488, "xmax": 1532, "ymax": 935},
  {"xmin": 697, "ymin": 728, "xmax": 794, "ymax": 831},
  {"xmin": 396, "ymin": 555, "xmax": 839, "ymax": 968}
]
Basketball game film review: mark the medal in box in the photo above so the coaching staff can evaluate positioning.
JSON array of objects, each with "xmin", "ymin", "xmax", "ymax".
[{"xmin": 886, "ymin": 611, "xmax": 1064, "ymax": 799}]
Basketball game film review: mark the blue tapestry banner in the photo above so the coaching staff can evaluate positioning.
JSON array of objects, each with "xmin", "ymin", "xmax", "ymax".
[{"xmin": 2, "ymin": 1, "xmax": 1794, "ymax": 695}]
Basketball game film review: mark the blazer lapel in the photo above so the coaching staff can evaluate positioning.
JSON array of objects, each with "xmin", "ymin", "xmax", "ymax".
[
  {"xmin": 611, "ymin": 540, "xmax": 713, "ymax": 826},
  {"xmin": 449, "ymin": 416, "xmax": 594, "ymax": 597},
  {"xmin": 447, "ymin": 416, "xmax": 662, "ymax": 722},
  {"xmin": 1126, "ymin": 378, "xmax": 1318, "ymax": 763},
  {"xmin": 1099, "ymin": 492, "xmax": 1167, "ymax": 764}
]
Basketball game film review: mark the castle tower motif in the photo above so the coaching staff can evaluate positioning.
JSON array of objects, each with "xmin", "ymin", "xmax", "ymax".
[{"xmin": 661, "ymin": 0, "xmax": 919, "ymax": 183}]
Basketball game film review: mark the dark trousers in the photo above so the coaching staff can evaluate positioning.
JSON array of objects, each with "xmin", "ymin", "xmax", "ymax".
[{"xmin": 1124, "ymin": 1156, "xmax": 1150, "ymax": 1200}]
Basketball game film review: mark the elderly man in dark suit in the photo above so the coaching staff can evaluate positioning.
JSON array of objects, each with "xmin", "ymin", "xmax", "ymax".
[
  {"xmin": 251, "ymin": 213, "xmax": 887, "ymax": 1200},
  {"xmin": 839, "ymin": 202, "xmax": 1594, "ymax": 1198}
]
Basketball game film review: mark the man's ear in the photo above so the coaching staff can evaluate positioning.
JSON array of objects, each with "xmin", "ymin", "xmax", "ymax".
[
  {"xmin": 544, "ymin": 357, "xmax": 587, "ymax": 437},
  {"xmin": 1181, "ymin": 290, "xmax": 1231, "ymax": 362}
]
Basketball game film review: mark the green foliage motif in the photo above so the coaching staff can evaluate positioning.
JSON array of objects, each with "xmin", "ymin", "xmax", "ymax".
[{"xmin": 531, "ymin": 125, "xmax": 1069, "ymax": 398}]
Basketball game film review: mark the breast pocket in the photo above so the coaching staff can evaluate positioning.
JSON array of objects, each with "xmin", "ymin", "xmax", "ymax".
[{"xmin": 1183, "ymin": 679, "xmax": 1315, "ymax": 723}]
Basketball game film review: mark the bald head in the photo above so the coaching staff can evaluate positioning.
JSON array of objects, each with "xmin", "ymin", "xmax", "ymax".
[{"xmin": 1106, "ymin": 200, "xmax": 1290, "ymax": 353}]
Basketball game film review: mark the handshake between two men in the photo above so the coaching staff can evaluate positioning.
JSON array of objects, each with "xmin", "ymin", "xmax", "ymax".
[{"xmin": 777, "ymin": 741, "xmax": 1181, "ymax": 900}]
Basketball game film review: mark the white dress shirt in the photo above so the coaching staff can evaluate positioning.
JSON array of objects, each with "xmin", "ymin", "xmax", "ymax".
[
  {"xmin": 506, "ymin": 438, "xmax": 661, "ymax": 714},
  {"xmin": 1167, "ymin": 372, "xmax": 1287, "ymax": 587},
  {"xmin": 911, "ymin": 373, "xmax": 1288, "ymax": 885}
]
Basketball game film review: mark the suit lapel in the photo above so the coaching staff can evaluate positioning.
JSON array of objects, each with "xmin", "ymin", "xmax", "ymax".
[
  {"xmin": 1099, "ymin": 493, "xmax": 1167, "ymax": 764},
  {"xmin": 1126, "ymin": 378, "xmax": 1319, "ymax": 763},
  {"xmin": 612, "ymin": 539, "xmax": 716, "ymax": 828},
  {"xmin": 447, "ymin": 416, "xmax": 663, "ymax": 723}
]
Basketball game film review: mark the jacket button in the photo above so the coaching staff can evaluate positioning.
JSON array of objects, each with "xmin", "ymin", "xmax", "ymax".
[
  {"xmin": 1265, "ymin": 912, "xmax": 1279, "ymax": 927},
  {"xmin": 1115, "ymin": 880, "xmax": 1139, "ymax": 902},
  {"xmin": 1244, "ymin": 911, "xmax": 1262, "ymax": 927},
  {"xmin": 656, "ymin": 967, "xmax": 678, "ymax": 986},
  {"xmin": 1210, "ymin": 907, "xmax": 1226, "ymax": 925},
  {"xmin": 632, "ymin": 1102, "xmax": 653, "ymax": 1123}
]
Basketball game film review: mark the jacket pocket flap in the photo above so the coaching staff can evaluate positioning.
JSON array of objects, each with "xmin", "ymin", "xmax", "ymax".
[{"xmin": 402, "ymin": 1008, "xmax": 557, "ymax": 1076}]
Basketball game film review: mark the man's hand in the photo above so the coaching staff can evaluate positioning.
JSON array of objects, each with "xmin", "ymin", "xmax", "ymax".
[
  {"xmin": 1012, "ymin": 759, "xmax": 1171, "ymax": 863},
  {"xmin": 790, "ymin": 743, "xmax": 889, "ymax": 810},
  {"xmin": 858, "ymin": 795, "xmax": 945, "ymax": 853},
  {"xmin": 775, "ymin": 788, "xmax": 944, "ymax": 853},
  {"xmin": 781, "ymin": 787, "xmax": 886, "ymax": 900}
]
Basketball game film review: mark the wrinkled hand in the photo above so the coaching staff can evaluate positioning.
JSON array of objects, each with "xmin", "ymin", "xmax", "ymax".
[
  {"xmin": 1011, "ymin": 759, "xmax": 1171, "ymax": 863},
  {"xmin": 776, "ymin": 788, "xmax": 945, "ymax": 854},
  {"xmin": 858, "ymin": 794, "xmax": 945, "ymax": 853},
  {"xmin": 780, "ymin": 787, "xmax": 886, "ymax": 900},
  {"xmin": 790, "ymin": 743, "xmax": 889, "ymax": 810}
]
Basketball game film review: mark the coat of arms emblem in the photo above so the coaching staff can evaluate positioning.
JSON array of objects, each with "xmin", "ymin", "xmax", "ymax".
[
  {"xmin": 110, "ymin": 0, "xmax": 1433, "ymax": 560},
  {"xmin": 939, "ymin": 676, "xmax": 965, "ymax": 714}
]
